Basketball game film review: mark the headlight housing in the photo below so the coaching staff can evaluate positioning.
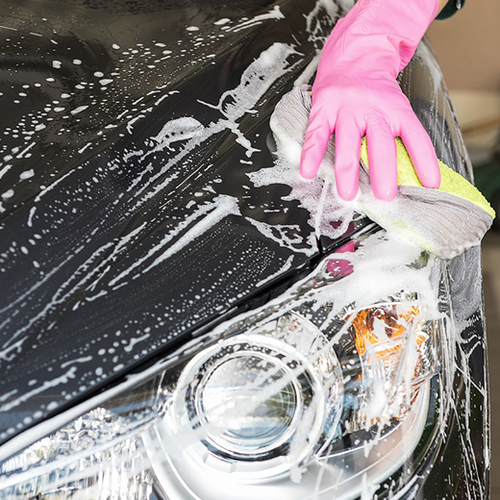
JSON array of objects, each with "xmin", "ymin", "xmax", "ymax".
[
  {"xmin": 169, "ymin": 312, "xmax": 344, "ymax": 480},
  {"xmin": 0, "ymin": 232, "xmax": 445, "ymax": 500}
]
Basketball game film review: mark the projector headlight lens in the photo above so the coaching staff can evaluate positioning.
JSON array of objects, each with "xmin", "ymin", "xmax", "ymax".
[
  {"xmin": 197, "ymin": 354, "xmax": 299, "ymax": 452},
  {"xmin": 171, "ymin": 312, "xmax": 344, "ymax": 478}
]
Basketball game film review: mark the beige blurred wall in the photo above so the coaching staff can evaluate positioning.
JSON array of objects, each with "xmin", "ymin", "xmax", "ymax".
[
  {"xmin": 427, "ymin": 0, "xmax": 500, "ymax": 155},
  {"xmin": 427, "ymin": 0, "xmax": 500, "ymax": 92}
]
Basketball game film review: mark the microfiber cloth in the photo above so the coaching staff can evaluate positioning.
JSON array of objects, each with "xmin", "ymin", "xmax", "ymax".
[{"xmin": 270, "ymin": 84, "xmax": 495, "ymax": 259}]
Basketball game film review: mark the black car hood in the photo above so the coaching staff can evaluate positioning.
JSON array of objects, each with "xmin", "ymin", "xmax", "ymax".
[
  {"xmin": 0, "ymin": 0, "xmax": 473, "ymax": 445},
  {"xmin": 0, "ymin": 0, "xmax": 364, "ymax": 443}
]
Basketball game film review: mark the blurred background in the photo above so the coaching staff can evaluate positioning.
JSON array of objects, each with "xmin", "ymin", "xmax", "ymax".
[{"xmin": 427, "ymin": 2, "xmax": 500, "ymax": 497}]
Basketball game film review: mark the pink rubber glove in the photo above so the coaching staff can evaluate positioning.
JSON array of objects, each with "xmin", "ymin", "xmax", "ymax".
[{"xmin": 300, "ymin": 0, "xmax": 441, "ymax": 201}]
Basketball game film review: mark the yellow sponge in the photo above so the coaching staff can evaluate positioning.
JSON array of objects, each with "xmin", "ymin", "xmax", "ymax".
[{"xmin": 360, "ymin": 137, "xmax": 495, "ymax": 219}]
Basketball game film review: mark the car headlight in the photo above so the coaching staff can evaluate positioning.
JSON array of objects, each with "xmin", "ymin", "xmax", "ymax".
[
  {"xmin": 169, "ymin": 312, "xmax": 344, "ymax": 480},
  {"xmin": 0, "ymin": 233, "xmax": 444, "ymax": 500}
]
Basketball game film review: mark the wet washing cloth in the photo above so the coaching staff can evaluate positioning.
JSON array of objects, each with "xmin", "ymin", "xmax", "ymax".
[{"xmin": 270, "ymin": 84, "xmax": 494, "ymax": 259}]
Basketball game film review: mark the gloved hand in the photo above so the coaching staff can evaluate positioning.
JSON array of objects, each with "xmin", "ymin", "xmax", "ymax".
[{"xmin": 300, "ymin": 0, "xmax": 441, "ymax": 201}]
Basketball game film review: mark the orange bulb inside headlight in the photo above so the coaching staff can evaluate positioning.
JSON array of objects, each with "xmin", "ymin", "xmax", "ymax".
[
  {"xmin": 345, "ymin": 302, "xmax": 438, "ymax": 426},
  {"xmin": 349, "ymin": 304, "xmax": 425, "ymax": 357}
]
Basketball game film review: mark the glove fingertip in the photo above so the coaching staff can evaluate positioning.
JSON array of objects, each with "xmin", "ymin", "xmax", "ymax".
[
  {"xmin": 337, "ymin": 183, "xmax": 358, "ymax": 201},
  {"xmin": 300, "ymin": 139, "xmax": 326, "ymax": 180},
  {"xmin": 300, "ymin": 167, "xmax": 317, "ymax": 180},
  {"xmin": 373, "ymin": 182, "xmax": 398, "ymax": 201},
  {"xmin": 420, "ymin": 163, "xmax": 441, "ymax": 189},
  {"xmin": 300, "ymin": 158, "xmax": 319, "ymax": 179}
]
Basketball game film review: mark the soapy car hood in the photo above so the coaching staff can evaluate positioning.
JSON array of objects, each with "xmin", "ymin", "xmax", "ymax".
[
  {"xmin": 0, "ymin": 4, "xmax": 488, "ymax": 497},
  {"xmin": 0, "ymin": 0, "xmax": 369, "ymax": 441}
]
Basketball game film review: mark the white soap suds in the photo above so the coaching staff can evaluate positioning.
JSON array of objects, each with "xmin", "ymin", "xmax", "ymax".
[
  {"xmin": 70, "ymin": 105, "xmax": 89, "ymax": 115},
  {"xmin": 214, "ymin": 18, "xmax": 230, "ymax": 25},
  {"xmin": 226, "ymin": 5, "xmax": 284, "ymax": 33},
  {"xmin": 19, "ymin": 170, "xmax": 34, "ymax": 180}
]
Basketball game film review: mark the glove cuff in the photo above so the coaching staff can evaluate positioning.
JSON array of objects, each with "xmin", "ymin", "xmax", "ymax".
[{"xmin": 318, "ymin": 0, "xmax": 440, "ymax": 77}]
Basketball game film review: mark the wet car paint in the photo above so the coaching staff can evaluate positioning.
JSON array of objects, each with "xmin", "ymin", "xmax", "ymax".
[
  {"xmin": 0, "ymin": 0, "xmax": 334, "ymax": 436},
  {"xmin": 0, "ymin": 0, "xmax": 489, "ymax": 498}
]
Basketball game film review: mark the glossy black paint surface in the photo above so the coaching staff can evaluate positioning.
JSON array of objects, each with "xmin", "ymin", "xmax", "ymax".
[
  {"xmin": 0, "ymin": 0, "xmax": 354, "ymax": 442},
  {"xmin": 0, "ymin": 0, "xmax": 488, "ymax": 498}
]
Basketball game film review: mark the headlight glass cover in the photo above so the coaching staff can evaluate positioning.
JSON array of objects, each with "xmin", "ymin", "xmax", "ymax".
[{"xmin": 0, "ymin": 233, "xmax": 446, "ymax": 500}]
